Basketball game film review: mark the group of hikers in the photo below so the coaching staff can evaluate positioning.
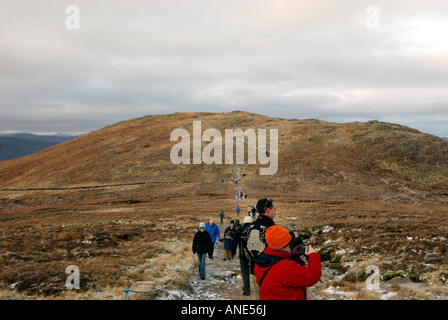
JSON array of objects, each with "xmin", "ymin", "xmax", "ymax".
[
  {"xmin": 220, "ymin": 204, "xmax": 256, "ymax": 221},
  {"xmin": 235, "ymin": 191, "xmax": 247, "ymax": 200},
  {"xmin": 192, "ymin": 197, "xmax": 322, "ymax": 300}
]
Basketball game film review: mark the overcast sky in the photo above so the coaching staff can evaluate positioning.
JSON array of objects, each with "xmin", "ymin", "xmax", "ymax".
[{"xmin": 1, "ymin": 0, "xmax": 448, "ymax": 136}]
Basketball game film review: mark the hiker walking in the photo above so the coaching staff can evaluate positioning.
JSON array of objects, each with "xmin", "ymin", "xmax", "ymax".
[
  {"xmin": 231, "ymin": 215, "xmax": 254, "ymax": 296},
  {"xmin": 250, "ymin": 207, "xmax": 258, "ymax": 221},
  {"xmin": 224, "ymin": 220, "xmax": 237, "ymax": 240},
  {"xmin": 219, "ymin": 210, "xmax": 225, "ymax": 224},
  {"xmin": 192, "ymin": 222, "xmax": 213, "ymax": 280},
  {"xmin": 205, "ymin": 219, "xmax": 220, "ymax": 259},
  {"xmin": 254, "ymin": 225, "xmax": 321, "ymax": 300},
  {"xmin": 239, "ymin": 198, "xmax": 276, "ymax": 274},
  {"xmin": 219, "ymin": 232, "xmax": 233, "ymax": 261},
  {"xmin": 236, "ymin": 205, "xmax": 240, "ymax": 217},
  {"xmin": 234, "ymin": 219, "xmax": 241, "ymax": 230}
]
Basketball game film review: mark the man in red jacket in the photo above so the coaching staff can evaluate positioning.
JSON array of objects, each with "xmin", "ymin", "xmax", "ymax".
[{"xmin": 254, "ymin": 225, "xmax": 321, "ymax": 300}]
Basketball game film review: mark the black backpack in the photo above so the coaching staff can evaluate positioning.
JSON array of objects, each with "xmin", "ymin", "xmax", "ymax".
[{"xmin": 241, "ymin": 223, "xmax": 268, "ymax": 260}]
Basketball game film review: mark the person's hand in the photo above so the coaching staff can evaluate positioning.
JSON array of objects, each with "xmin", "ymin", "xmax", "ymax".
[
  {"xmin": 291, "ymin": 245, "xmax": 303, "ymax": 256},
  {"xmin": 305, "ymin": 245, "xmax": 315, "ymax": 256}
]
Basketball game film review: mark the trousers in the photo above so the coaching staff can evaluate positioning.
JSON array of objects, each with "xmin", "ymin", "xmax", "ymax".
[{"xmin": 197, "ymin": 253, "xmax": 207, "ymax": 278}]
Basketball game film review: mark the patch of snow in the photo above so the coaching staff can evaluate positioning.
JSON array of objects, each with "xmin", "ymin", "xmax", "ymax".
[
  {"xmin": 380, "ymin": 291, "xmax": 397, "ymax": 300},
  {"xmin": 322, "ymin": 226, "xmax": 334, "ymax": 233},
  {"xmin": 9, "ymin": 282, "xmax": 18, "ymax": 290},
  {"xmin": 323, "ymin": 286, "xmax": 354, "ymax": 299},
  {"xmin": 336, "ymin": 248, "xmax": 354, "ymax": 255}
]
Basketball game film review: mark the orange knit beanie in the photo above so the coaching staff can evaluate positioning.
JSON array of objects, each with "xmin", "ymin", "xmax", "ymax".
[{"xmin": 265, "ymin": 225, "xmax": 292, "ymax": 249}]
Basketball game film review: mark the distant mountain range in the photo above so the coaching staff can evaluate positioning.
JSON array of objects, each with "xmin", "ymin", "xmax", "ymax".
[{"xmin": 0, "ymin": 133, "xmax": 77, "ymax": 161}]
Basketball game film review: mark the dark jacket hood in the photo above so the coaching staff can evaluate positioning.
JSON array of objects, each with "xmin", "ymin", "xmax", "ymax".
[{"xmin": 254, "ymin": 248, "xmax": 289, "ymax": 268}]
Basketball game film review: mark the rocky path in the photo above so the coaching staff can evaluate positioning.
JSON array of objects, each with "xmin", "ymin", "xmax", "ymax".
[
  {"xmin": 187, "ymin": 223, "xmax": 252, "ymax": 300},
  {"xmin": 183, "ymin": 118, "xmax": 254, "ymax": 300}
]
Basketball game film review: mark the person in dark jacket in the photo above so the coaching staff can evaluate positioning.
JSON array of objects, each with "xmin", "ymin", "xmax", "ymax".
[
  {"xmin": 239, "ymin": 198, "xmax": 277, "ymax": 275},
  {"xmin": 234, "ymin": 219, "xmax": 241, "ymax": 230},
  {"xmin": 254, "ymin": 225, "xmax": 321, "ymax": 300},
  {"xmin": 192, "ymin": 222, "xmax": 213, "ymax": 280},
  {"xmin": 224, "ymin": 220, "xmax": 237, "ymax": 239},
  {"xmin": 231, "ymin": 215, "xmax": 254, "ymax": 296},
  {"xmin": 219, "ymin": 232, "xmax": 233, "ymax": 260}
]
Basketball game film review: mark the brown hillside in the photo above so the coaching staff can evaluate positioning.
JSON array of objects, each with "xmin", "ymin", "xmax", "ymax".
[{"xmin": 1, "ymin": 111, "xmax": 447, "ymax": 204}]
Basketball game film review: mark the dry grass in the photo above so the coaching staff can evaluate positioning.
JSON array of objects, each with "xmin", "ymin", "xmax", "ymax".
[{"xmin": 1, "ymin": 191, "xmax": 447, "ymax": 299}]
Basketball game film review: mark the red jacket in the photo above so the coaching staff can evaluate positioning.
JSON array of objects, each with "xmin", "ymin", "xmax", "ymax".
[{"xmin": 254, "ymin": 247, "xmax": 321, "ymax": 300}]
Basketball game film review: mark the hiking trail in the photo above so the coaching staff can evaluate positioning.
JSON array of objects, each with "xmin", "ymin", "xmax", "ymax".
[{"xmin": 184, "ymin": 223, "xmax": 252, "ymax": 300}]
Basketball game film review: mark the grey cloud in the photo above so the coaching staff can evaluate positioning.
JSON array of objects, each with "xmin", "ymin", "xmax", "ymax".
[{"xmin": 1, "ymin": 0, "xmax": 448, "ymax": 136}]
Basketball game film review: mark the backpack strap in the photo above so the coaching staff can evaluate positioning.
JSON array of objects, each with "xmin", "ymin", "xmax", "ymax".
[
  {"xmin": 258, "ymin": 256, "xmax": 285, "ymax": 287},
  {"xmin": 259, "ymin": 265, "xmax": 273, "ymax": 287}
]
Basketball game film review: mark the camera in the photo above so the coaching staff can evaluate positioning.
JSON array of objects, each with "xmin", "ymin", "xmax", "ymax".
[{"xmin": 298, "ymin": 245, "xmax": 309, "ymax": 254}]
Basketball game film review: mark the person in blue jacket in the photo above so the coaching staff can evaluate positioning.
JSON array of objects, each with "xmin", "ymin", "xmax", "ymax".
[{"xmin": 205, "ymin": 219, "xmax": 220, "ymax": 259}]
